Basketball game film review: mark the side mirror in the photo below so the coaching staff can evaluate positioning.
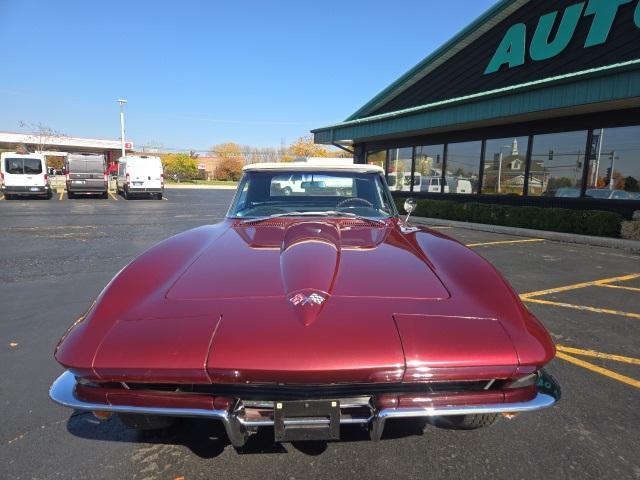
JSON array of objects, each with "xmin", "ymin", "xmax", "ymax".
[{"xmin": 404, "ymin": 198, "xmax": 418, "ymax": 223}]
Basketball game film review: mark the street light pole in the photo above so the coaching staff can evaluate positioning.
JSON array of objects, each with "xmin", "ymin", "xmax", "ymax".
[{"xmin": 117, "ymin": 99, "xmax": 128, "ymax": 159}]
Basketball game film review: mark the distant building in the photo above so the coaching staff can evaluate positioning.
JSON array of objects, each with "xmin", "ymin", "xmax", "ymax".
[{"xmin": 0, "ymin": 131, "xmax": 134, "ymax": 168}]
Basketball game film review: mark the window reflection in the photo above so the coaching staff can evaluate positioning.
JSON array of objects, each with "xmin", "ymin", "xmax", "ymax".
[
  {"xmin": 446, "ymin": 141, "xmax": 481, "ymax": 194},
  {"xmin": 386, "ymin": 147, "xmax": 413, "ymax": 192},
  {"xmin": 415, "ymin": 145, "xmax": 446, "ymax": 193},
  {"xmin": 367, "ymin": 150, "xmax": 386, "ymax": 169},
  {"xmin": 482, "ymin": 137, "xmax": 529, "ymax": 195},
  {"xmin": 528, "ymin": 131, "xmax": 587, "ymax": 197},
  {"xmin": 586, "ymin": 127, "xmax": 640, "ymax": 201}
]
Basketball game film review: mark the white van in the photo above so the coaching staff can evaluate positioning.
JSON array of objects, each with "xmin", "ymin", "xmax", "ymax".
[
  {"xmin": 1, "ymin": 152, "xmax": 51, "ymax": 199},
  {"xmin": 422, "ymin": 176, "xmax": 450, "ymax": 193},
  {"xmin": 116, "ymin": 155, "xmax": 164, "ymax": 200}
]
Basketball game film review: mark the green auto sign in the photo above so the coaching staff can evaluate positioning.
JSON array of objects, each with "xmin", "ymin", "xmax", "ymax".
[{"xmin": 485, "ymin": 0, "xmax": 639, "ymax": 74}]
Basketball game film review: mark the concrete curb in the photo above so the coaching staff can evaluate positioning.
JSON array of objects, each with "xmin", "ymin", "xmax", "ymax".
[
  {"xmin": 164, "ymin": 184, "xmax": 237, "ymax": 190},
  {"xmin": 412, "ymin": 217, "xmax": 640, "ymax": 254}
]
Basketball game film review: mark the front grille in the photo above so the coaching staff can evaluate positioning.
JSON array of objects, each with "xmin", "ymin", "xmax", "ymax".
[{"xmin": 124, "ymin": 381, "xmax": 492, "ymax": 399}]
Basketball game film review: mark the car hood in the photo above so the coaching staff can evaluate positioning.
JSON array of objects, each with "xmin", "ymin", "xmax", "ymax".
[
  {"xmin": 57, "ymin": 220, "xmax": 553, "ymax": 385},
  {"xmin": 167, "ymin": 219, "xmax": 450, "ymax": 305},
  {"xmin": 153, "ymin": 219, "xmax": 447, "ymax": 384}
]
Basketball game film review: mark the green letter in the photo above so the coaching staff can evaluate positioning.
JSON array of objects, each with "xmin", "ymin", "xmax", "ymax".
[
  {"xmin": 635, "ymin": 0, "xmax": 640, "ymax": 28},
  {"xmin": 484, "ymin": 23, "xmax": 526, "ymax": 75},
  {"xmin": 584, "ymin": 0, "xmax": 632, "ymax": 47},
  {"xmin": 530, "ymin": 3, "xmax": 585, "ymax": 61}
]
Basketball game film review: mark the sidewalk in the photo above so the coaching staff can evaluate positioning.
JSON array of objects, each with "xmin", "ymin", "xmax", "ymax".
[{"xmin": 412, "ymin": 217, "xmax": 640, "ymax": 254}]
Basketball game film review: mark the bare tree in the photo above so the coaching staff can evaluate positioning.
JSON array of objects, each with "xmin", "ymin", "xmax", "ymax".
[{"xmin": 18, "ymin": 121, "xmax": 67, "ymax": 153}]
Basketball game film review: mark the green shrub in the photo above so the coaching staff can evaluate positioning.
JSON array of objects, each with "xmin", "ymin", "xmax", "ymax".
[{"xmin": 395, "ymin": 197, "xmax": 623, "ymax": 237}]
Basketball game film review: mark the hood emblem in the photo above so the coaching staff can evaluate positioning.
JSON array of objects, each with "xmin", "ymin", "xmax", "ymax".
[{"xmin": 289, "ymin": 292, "xmax": 325, "ymax": 307}]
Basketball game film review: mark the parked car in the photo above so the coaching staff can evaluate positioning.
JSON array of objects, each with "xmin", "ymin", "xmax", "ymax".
[
  {"xmin": 116, "ymin": 155, "xmax": 164, "ymax": 200},
  {"xmin": 1, "ymin": 152, "xmax": 52, "ymax": 199},
  {"xmin": 271, "ymin": 173, "xmax": 306, "ymax": 195},
  {"xmin": 65, "ymin": 153, "xmax": 108, "ymax": 199},
  {"xmin": 554, "ymin": 187, "xmax": 580, "ymax": 198},
  {"xmin": 50, "ymin": 162, "xmax": 560, "ymax": 446},
  {"xmin": 585, "ymin": 188, "xmax": 636, "ymax": 200}
]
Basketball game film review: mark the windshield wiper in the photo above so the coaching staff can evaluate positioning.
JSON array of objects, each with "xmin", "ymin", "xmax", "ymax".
[{"xmin": 239, "ymin": 210, "xmax": 388, "ymax": 226}]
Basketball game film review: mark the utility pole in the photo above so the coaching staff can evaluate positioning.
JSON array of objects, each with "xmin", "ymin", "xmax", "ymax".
[{"xmin": 117, "ymin": 99, "xmax": 128, "ymax": 159}]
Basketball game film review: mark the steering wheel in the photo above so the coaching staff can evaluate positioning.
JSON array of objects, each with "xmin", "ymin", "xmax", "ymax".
[{"xmin": 336, "ymin": 198, "xmax": 374, "ymax": 209}]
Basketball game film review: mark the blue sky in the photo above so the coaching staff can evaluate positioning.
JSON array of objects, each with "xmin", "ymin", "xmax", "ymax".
[{"xmin": 0, "ymin": 0, "xmax": 495, "ymax": 151}]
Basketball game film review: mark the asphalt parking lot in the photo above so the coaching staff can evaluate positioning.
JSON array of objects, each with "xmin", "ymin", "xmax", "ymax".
[{"xmin": 1, "ymin": 189, "xmax": 639, "ymax": 480}]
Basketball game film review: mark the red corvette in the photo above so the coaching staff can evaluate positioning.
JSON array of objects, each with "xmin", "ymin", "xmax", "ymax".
[{"xmin": 50, "ymin": 163, "xmax": 560, "ymax": 446}]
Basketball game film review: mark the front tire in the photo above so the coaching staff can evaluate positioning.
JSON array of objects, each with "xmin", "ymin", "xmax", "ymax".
[
  {"xmin": 118, "ymin": 414, "xmax": 176, "ymax": 431},
  {"xmin": 123, "ymin": 186, "xmax": 130, "ymax": 200},
  {"xmin": 431, "ymin": 413, "xmax": 499, "ymax": 430},
  {"xmin": 156, "ymin": 192, "xmax": 163, "ymax": 200}
]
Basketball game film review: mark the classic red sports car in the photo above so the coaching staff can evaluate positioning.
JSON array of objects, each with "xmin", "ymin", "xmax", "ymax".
[{"xmin": 50, "ymin": 163, "xmax": 560, "ymax": 446}]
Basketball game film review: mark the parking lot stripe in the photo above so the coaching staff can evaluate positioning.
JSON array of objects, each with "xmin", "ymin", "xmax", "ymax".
[
  {"xmin": 597, "ymin": 283, "xmax": 640, "ymax": 293},
  {"xmin": 466, "ymin": 238, "xmax": 544, "ymax": 248},
  {"xmin": 0, "ymin": 195, "xmax": 4, "ymax": 200},
  {"xmin": 108, "ymin": 191, "xmax": 118, "ymax": 201},
  {"xmin": 520, "ymin": 273, "xmax": 640, "ymax": 299},
  {"xmin": 556, "ymin": 351, "xmax": 640, "ymax": 389},
  {"xmin": 58, "ymin": 190, "xmax": 65, "ymax": 201},
  {"xmin": 522, "ymin": 297, "xmax": 640, "ymax": 319},
  {"xmin": 556, "ymin": 345, "xmax": 640, "ymax": 365}
]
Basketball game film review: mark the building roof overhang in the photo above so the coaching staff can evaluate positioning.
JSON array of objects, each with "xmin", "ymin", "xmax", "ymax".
[
  {"xmin": 313, "ymin": 61, "xmax": 640, "ymax": 145},
  {"xmin": 0, "ymin": 131, "xmax": 133, "ymax": 152}
]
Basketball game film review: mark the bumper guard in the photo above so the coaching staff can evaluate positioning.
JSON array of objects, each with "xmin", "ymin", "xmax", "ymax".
[{"xmin": 50, "ymin": 370, "xmax": 560, "ymax": 447}]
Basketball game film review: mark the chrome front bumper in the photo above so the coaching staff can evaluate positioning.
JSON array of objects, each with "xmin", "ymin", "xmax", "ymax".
[{"xmin": 50, "ymin": 370, "xmax": 560, "ymax": 447}]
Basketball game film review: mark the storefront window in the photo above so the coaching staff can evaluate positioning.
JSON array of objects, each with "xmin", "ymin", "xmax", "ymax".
[
  {"xmin": 528, "ymin": 131, "xmax": 587, "ymax": 197},
  {"xmin": 414, "ymin": 145, "xmax": 445, "ymax": 193},
  {"xmin": 367, "ymin": 150, "xmax": 386, "ymax": 170},
  {"xmin": 482, "ymin": 137, "xmax": 529, "ymax": 196},
  {"xmin": 386, "ymin": 147, "xmax": 413, "ymax": 192},
  {"xmin": 586, "ymin": 126, "xmax": 640, "ymax": 201},
  {"xmin": 446, "ymin": 141, "xmax": 481, "ymax": 194}
]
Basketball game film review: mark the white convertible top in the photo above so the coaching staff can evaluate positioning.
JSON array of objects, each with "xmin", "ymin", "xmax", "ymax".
[{"xmin": 243, "ymin": 162, "xmax": 384, "ymax": 174}]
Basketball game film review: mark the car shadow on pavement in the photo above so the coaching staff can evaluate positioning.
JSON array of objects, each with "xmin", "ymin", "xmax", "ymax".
[{"xmin": 66, "ymin": 412, "xmax": 429, "ymax": 458}]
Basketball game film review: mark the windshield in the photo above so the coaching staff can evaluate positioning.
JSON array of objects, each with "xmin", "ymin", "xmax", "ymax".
[{"xmin": 228, "ymin": 170, "xmax": 396, "ymax": 219}]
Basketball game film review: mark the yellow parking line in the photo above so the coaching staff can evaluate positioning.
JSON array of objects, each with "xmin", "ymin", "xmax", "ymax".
[
  {"xmin": 522, "ymin": 297, "xmax": 640, "ymax": 319},
  {"xmin": 556, "ymin": 351, "xmax": 640, "ymax": 389},
  {"xmin": 597, "ymin": 283, "xmax": 640, "ymax": 293},
  {"xmin": 556, "ymin": 345, "xmax": 640, "ymax": 365},
  {"xmin": 429, "ymin": 226, "xmax": 453, "ymax": 229},
  {"xmin": 466, "ymin": 238, "xmax": 544, "ymax": 248},
  {"xmin": 520, "ymin": 273, "xmax": 640, "ymax": 299},
  {"xmin": 163, "ymin": 196, "xmax": 168, "ymax": 201},
  {"xmin": 108, "ymin": 191, "xmax": 118, "ymax": 201},
  {"xmin": 58, "ymin": 190, "xmax": 65, "ymax": 201},
  {"xmin": 0, "ymin": 195, "xmax": 4, "ymax": 200}
]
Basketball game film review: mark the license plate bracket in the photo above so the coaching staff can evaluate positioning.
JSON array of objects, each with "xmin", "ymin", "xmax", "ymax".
[{"xmin": 274, "ymin": 399, "xmax": 340, "ymax": 442}]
